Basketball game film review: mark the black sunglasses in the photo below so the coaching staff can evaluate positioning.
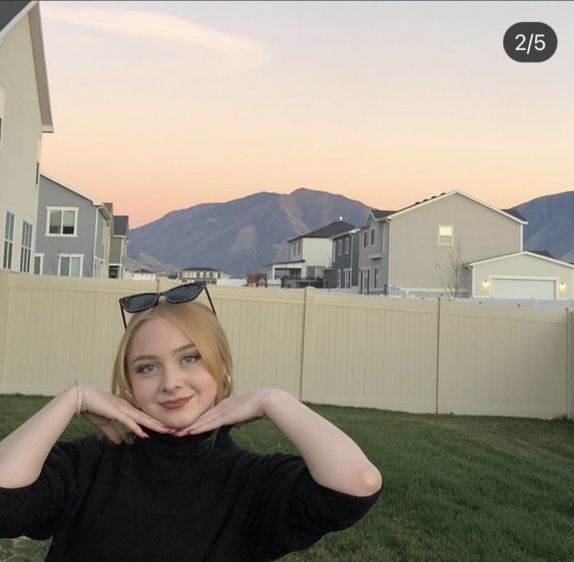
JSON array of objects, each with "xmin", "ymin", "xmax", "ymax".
[{"xmin": 119, "ymin": 282, "xmax": 217, "ymax": 328}]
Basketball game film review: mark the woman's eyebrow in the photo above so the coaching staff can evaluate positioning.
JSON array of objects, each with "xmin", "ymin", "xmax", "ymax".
[
  {"xmin": 173, "ymin": 344, "xmax": 197, "ymax": 354},
  {"xmin": 131, "ymin": 345, "xmax": 197, "ymax": 363}
]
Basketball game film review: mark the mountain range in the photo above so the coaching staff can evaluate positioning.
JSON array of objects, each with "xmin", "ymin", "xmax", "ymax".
[{"xmin": 127, "ymin": 188, "xmax": 574, "ymax": 275}]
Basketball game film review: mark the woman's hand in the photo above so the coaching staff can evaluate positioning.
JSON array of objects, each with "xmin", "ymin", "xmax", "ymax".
[
  {"xmin": 174, "ymin": 389, "xmax": 276, "ymax": 437},
  {"xmin": 80, "ymin": 385, "xmax": 172, "ymax": 444}
]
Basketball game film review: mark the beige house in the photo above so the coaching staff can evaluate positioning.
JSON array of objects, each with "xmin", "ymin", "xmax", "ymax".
[
  {"xmin": 0, "ymin": 1, "xmax": 53, "ymax": 273},
  {"xmin": 469, "ymin": 251, "xmax": 574, "ymax": 300},
  {"xmin": 358, "ymin": 191, "xmax": 526, "ymax": 296}
]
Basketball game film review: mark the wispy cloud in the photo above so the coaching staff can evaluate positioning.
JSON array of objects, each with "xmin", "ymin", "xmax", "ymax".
[{"xmin": 42, "ymin": 4, "xmax": 269, "ymax": 69}]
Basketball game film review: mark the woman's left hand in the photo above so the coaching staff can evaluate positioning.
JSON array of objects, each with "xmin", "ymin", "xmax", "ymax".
[{"xmin": 173, "ymin": 389, "xmax": 275, "ymax": 437}]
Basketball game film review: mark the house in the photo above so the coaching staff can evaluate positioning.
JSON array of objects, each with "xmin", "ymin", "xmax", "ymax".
[
  {"xmin": 35, "ymin": 174, "xmax": 112, "ymax": 277},
  {"xmin": 0, "ymin": 1, "xmax": 53, "ymax": 273},
  {"xmin": 108, "ymin": 209, "xmax": 129, "ymax": 279},
  {"xmin": 327, "ymin": 226, "xmax": 360, "ymax": 289},
  {"xmin": 468, "ymin": 250, "xmax": 574, "ymax": 300},
  {"xmin": 180, "ymin": 267, "xmax": 222, "ymax": 285},
  {"xmin": 358, "ymin": 191, "xmax": 526, "ymax": 296},
  {"xmin": 262, "ymin": 219, "xmax": 355, "ymax": 288}
]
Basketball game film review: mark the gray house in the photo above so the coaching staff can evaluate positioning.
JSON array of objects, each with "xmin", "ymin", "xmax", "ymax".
[
  {"xmin": 358, "ymin": 191, "xmax": 526, "ymax": 296},
  {"xmin": 35, "ymin": 175, "xmax": 111, "ymax": 277},
  {"xmin": 327, "ymin": 226, "xmax": 360, "ymax": 289},
  {"xmin": 109, "ymin": 211, "xmax": 129, "ymax": 279}
]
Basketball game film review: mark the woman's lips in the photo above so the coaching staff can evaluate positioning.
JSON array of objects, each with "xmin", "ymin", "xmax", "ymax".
[{"xmin": 160, "ymin": 397, "xmax": 192, "ymax": 410}]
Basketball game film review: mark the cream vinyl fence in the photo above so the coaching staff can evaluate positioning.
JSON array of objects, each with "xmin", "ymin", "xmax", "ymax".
[{"xmin": 0, "ymin": 270, "xmax": 572, "ymax": 419}]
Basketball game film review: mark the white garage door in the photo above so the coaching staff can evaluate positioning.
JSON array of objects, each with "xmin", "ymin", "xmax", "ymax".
[{"xmin": 491, "ymin": 278, "xmax": 556, "ymax": 299}]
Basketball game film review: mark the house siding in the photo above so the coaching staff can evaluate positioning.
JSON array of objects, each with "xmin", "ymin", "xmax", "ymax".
[
  {"xmin": 36, "ymin": 176, "xmax": 99, "ymax": 277},
  {"xmin": 330, "ymin": 233, "xmax": 359, "ymax": 288},
  {"xmin": 358, "ymin": 216, "xmax": 386, "ymax": 294},
  {"xmin": 0, "ymin": 13, "xmax": 42, "ymax": 272},
  {"xmin": 388, "ymin": 193, "xmax": 522, "ymax": 295}
]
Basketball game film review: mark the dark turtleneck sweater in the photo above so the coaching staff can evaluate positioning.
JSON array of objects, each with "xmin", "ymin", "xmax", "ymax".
[{"xmin": 0, "ymin": 426, "xmax": 381, "ymax": 561}]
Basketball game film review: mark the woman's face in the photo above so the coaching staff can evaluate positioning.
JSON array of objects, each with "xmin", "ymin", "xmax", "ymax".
[{"xmin": 127, "ymin": 316, "xmax": 218, "ymax": 429}]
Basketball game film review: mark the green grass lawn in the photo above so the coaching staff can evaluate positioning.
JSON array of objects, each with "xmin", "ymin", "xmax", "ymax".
[{"xmin": 1, "ymin": 395, "xmax": 574, "ymax": 561}]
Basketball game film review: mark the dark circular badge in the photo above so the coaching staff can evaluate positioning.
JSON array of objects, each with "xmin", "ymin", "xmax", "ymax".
[{"xmin": 503, "ymin": 22, "xmax": 557, "ymax": 62}]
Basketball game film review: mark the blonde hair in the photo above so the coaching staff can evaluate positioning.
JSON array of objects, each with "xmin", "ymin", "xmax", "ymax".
[{"xmin": 112, "ymin": 300, "xmax": 233, "ymax": 405}]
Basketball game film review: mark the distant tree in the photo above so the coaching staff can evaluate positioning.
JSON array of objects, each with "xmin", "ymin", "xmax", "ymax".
[{"xmin": 445, "ymin": 242, "xmax": 466, "ymax": 297}]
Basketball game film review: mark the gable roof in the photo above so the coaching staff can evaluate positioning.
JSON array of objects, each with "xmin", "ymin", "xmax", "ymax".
[
  {"xmin": 372, "ymin": 191, "xmax": 527, "ymax": 225},
  {"xmin": 330, "ymin": 227, "xmax": 360, "ymax": 240},
  {"xmin": 0, "ymin": 1, "xmax": 53, "ymax": 132},
  {"xmin": 467, "ymin": 251, "xmax": 574, "ymax": 269},
  {"xmin": 40, "ymin": 174, "xmax": 110, "ymax": 222},
  {"xmin": 287, "ymin": 220, "xmax": 356, "ymax": 243},
  {"xmin": 371, "ymin": 209, "xmax": 396, "ymax": 220},
  {"xmin": 501, "ymin": 208, "xmax": 526, "ymax": 222}
]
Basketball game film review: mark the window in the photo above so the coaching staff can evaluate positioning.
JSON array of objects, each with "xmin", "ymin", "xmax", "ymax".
[
  {"xmin": 344, "ymin": 237, "xmax": 350, "ymax": 254},
  {"xmin": 337, "ymin": 239, "xmax": 342, "ymax": 255},
  {"xmin": 33, "ymin": 254, "xmax": 44, "ymax": 275},
  {"xmin": 373, "ymin": 267, "xmax": 379, "ymax": 289},
  {"xmin": 0, "ymin": 84, "xmax": 5, "ymax": 150},
  {"xmin": 363, "ymin": 232, "xmax": 368, "ymax": 248},
  {"xmin": 337, "ymin": 269, "xmax": 341, "ymax": 288},
  {"xmin": 344, "ymin": 269, "xmax": 350, "ymax": 288},
  {"xmin": 58, "ymin": 254, "xmax": 83, "ymax": 277},
  {"xmin": 47, "ymin": 208, "xmax": 78, "ymax": 236},
  {"xmin": 3, "ymin": 212, "xmax": 15, "ymax": 269},
  {"xmin": 370, "ymin": 229, "xmax": 375, "ymax": 245},
  {"xmin": 20, "ymin": 221, "xmax": 33, "ymax": 273},
  {"xmin": 439, "ymin": 225, "xmax": 454, "ymax": 246}
]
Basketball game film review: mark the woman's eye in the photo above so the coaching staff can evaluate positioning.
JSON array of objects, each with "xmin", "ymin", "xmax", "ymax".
[
  {"xmin": 135, "ymin": 363, "xmax": 156, "ymax": 375},
  {"xmin": 182, "ymin": 354, "xmax": 200, "ymax": 365}
]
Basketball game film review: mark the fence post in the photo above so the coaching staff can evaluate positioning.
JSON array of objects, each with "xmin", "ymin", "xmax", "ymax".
[
  {"xmin": 299, "ymin": 287, "xmax": 316, "ymax": 402},
  {"xmin": 0, "ymin": 270, "xmax": 11, "ymax": 392},
  {"xmin": 567, "ymin": 308, "xmax": 574, "ymax": 419},
  {"xmin": 435, "ymin": 296, "xmax": 447, "ymax": 415}
]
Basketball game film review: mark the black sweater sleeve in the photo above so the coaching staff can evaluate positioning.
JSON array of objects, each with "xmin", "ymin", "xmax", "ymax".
[
  {"xmin": 0, "ymin": 439, "xmax": 84, "ymax": 539},
  {"xmin": 241, "ymin": 452, "xmax": 382, "ymax": 561}
]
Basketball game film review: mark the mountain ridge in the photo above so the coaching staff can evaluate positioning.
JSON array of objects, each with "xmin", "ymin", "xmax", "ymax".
[{"xmin": 127, "ymin": 188, "xmax": 574, "ymax": 275}]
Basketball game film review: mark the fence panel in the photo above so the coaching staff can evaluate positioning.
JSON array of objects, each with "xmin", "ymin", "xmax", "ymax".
[
  {"xmin": 301, "ymin": 291, "xmax": 439, "ymax": 413},
  {"xmin": 0, "ymin": 272, "xmax": 157, "ymax": 394},
  {"xmin": 437, "ymin": 298, "xmax": 568, "ymax": 418}
]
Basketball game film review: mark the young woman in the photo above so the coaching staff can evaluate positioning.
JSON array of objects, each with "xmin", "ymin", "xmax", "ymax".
[{"xmin": 0, "ymin": 284, "xmax": 382, "ymax": 561}]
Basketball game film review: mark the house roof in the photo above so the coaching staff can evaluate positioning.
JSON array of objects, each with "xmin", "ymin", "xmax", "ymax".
[
  {"xmin": 330, "ymin": 227, "xmax": 360, "ymax": 240},
  {"xmin": 467, "ymin": 251, "xmax": 574, "ymax": 269},
  {"xmin": 369, "ymin": 191, "xmax": 527, "ymax": 225},
  {"xmin": 501, "ymin": 208, "xmax": 527, "ymax": 222},
  {"xmin": 371, "ymin": 209, "xmax": 396, "ymax": 220},
  {"xmin": 113, "ymin": 216, "xmax": 129, "ymax": 237},
  {"xmin": 40, "ymin": 174, "xmax": 111, "ymax": 220},
  {"xmin": 1, "ymin": 1, "xmax": 53, "ymax": 133},
  {"xmin": 181, "ymin": 266, "xmax": 219, "ymax": 272},
  {"xmin": 287, "ymin": 220, "xmax": 356, "ymax": 243},
  {"xmin": 262, "ymin": 259, "xmax": 306, "ymax": 268}
]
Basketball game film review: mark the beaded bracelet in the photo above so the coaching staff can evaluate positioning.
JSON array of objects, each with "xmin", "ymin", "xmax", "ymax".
[{"xmin": 74, "ymin": 379, "xmax": 84, "ymax": 416}]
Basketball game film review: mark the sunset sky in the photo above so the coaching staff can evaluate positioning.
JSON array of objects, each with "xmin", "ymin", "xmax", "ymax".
[{"xmin": 39, "ymin": 1, "xmax": 574, "ymax": 228}]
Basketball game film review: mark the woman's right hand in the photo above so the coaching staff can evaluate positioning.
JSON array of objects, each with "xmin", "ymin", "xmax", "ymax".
[{"xmin": 80, "ymin": 386, "xmax": 172, "ymax": 444}]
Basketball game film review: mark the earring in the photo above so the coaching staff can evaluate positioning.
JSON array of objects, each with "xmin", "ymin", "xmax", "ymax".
[{"xmin": 224, "ymin": 373, "xmax": 232, "ymax": 387}]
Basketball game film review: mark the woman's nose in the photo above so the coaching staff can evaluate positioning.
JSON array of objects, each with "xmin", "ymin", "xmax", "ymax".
[{"xmin": 160, "ymin": 366, "xmax": 183, "ymax": 391}]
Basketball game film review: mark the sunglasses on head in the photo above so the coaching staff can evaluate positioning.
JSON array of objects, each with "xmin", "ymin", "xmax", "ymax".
[{"xmin": 119, "ymin": 282, "xmax": 217, "ymax": 328}]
